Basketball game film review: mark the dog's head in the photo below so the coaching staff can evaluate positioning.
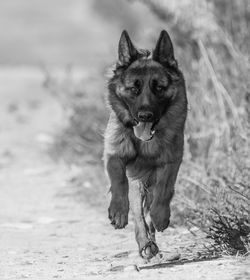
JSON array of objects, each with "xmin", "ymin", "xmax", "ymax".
[{"xmin": 108, "ymin": 30, "xmax": 186, "ymax": 142}]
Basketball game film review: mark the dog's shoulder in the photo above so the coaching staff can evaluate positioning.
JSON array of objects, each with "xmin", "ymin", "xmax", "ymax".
[{"xmin": 104, "ymin": 112, "xmax": 137, "ymax": 160}]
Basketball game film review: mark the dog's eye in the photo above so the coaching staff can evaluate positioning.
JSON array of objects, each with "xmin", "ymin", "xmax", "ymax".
[
  {"xmin": 155, "ymin": 85, "xmax": 165, "ymax": 92},
  {"xmin": 130, "ymin": 87, "xmax": 139, "ymax": 95}
]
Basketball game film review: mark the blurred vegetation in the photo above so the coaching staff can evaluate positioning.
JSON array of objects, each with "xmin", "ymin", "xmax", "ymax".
[{"xmin": 45, "ymin": 0, "xmax": 250, "ymax": 256}]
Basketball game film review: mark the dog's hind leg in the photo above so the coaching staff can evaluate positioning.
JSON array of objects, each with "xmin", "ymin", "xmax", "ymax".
[{"xmin": 129, "ymin": 180, "xmax": 158, "ymax": 259}]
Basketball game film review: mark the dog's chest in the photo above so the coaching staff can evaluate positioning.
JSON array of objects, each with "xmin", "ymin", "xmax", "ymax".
[
  {"xmin": 137, "ymin": 139, "xmax": 161, "ymax": 158},
  {"xmin": 126, "ymin": 139, "xmax": 165, "ymax": 181}
]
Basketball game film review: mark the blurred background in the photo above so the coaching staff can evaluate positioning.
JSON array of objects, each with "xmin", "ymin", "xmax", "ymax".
[
  {"xmin": 0, "ymin": 0, "xmax": 175, "ymax": 66},
  {"xmin": 0, "ymin": 0, "xmax": 249, "ymax": 256}
]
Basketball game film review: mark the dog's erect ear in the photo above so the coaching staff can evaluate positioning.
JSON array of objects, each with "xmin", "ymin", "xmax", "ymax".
[
  {"xmin": 118, "ymin": 30, "xmax": 138, "ymax": 66},
  {"xmin": 153, "ymin": 30, "xmax": 177, "ymax": 67}
]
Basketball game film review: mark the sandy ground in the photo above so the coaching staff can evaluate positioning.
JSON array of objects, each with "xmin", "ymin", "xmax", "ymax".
[{"xmin": 0, "ymin": 68, "xmax": 249, "ymax": 280}]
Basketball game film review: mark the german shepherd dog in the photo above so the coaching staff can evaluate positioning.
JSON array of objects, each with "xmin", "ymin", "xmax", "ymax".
[{"xmin": 104, "ymin": 30, "xmax": 187, "ymax": 259}]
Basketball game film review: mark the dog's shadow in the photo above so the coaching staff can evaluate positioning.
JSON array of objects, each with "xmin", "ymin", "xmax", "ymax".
[
  {"xmin": 137, "ymin": 254, "xmax": 221, "ymax": 271},
  {"xmin": 109, "ymin": 252, "xmax": 220, "ymax": 272}
]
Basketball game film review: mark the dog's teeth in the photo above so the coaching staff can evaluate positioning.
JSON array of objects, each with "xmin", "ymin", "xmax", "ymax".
[{"xmin": 151, "ymin": 130, "xmax": 155, "ymax": 135}]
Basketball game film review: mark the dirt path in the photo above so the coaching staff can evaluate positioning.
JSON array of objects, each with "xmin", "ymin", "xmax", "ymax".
[{"xmin": 0, "ymin": 68, "xmax": 249, "ymax": 279}]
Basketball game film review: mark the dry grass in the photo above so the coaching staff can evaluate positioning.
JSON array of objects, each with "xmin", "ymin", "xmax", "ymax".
[{"xmin": 45, "ymin": 0, "xmax": 250, "ymax": 256}]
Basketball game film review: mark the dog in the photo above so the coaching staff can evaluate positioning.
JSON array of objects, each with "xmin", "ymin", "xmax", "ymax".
[{"xmin": 104, "ymin": 30, "xmax": 187, "ymax": 259}]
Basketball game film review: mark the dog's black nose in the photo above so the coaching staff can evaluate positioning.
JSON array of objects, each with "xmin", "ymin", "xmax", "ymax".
[{"xmin": 138, "ymin": 111, "xmax": 154, "ymax": 122}]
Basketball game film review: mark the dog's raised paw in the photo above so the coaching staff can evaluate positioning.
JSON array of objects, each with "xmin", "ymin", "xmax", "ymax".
[
  {"xmin": 150, "ymin": 204, "xmax": 170, "ymax": 232},
  {"xmin": 108, "ymin": 197, "xmax": 129, "ymax": 229},
  {"xmin": 140, "ymin": 241, "xmax": 159, "ymax": 259}
]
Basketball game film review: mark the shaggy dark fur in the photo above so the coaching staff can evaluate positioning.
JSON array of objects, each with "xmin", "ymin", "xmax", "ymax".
[{"xmin": 104, "ymin": 30, "xmax": 187, "ymax": 259}]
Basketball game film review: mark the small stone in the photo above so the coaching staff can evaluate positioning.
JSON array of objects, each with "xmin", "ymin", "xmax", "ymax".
[
  {"xmin": 113, "ymin": 251, "xmax": 129, "ymax": 258},
  {"xmin": 109, "ymin": 265, "xmax": 124, "ymax": 272},
  {"xmin": 124, "ymin": 265, "xmax": 139, "ymax": 272},
  {"xmin": 162, "ymin": 252, "xmax": 181, "ymax": 262}
]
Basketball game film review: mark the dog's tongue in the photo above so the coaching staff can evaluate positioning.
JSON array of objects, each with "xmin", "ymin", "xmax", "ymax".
[{"xmin": 133, "ymin": 122, "xmax": 153, "ymax": 141}]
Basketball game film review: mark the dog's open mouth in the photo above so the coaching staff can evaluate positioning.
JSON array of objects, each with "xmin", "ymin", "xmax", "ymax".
[{"xmin": 133, "ymin": 121, "xmax": 156, "ymax": 142}]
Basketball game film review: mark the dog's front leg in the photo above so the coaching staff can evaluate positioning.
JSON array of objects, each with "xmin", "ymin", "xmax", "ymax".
[
  {"xmin": 129, "ymin": 180, "xmax": 159, "ymax": 259},
  {"xmin": 107, "ymin": 155, "xmax": 129, "ymax": 229},
  {"xmin": 150, "ymin": 161, "xmax": 181, "ymax": 232}
]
